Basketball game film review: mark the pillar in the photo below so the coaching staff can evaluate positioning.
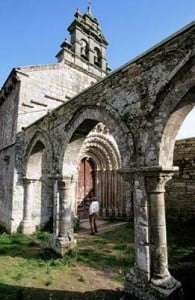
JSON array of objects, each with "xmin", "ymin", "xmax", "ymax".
[
  {"xmin": 145, "ymin": 168, "xmax": 182, "ymax": 295},
  {"xmin": 120, "ymin": 167, "xmax": 183, "ymax": 300},
  {"xmin": 102, "ymin": 170, "xmax": 107, "ymax": 217},
  {"xmin": 113, "ymin": 170, "xmax": 118, "ymax": 217},
  {"xmin": 107, "ymin": 170, "xmax": 112, "ymax": 217},
  {"xmin": 50, "ymin": 177, "xmax": 76, "ymax": 256},
  {"xmin": 21, "ymin": 178, "xmax": 36, "ymax": 234}
]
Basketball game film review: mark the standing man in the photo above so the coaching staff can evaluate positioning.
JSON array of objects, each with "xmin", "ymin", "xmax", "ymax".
[{"xmin": 89, "ymin": 197, "xmax": 99, "ymax": 235}]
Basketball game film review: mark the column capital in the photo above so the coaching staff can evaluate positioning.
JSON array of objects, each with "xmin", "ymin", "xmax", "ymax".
[
  {"xmin": 144, "ymin": 167, "xmax": 178, "ymax": 193},
  {"xmin": 22, "ymin": 177, "xmax": 37, "ymax": 184},
  {"xmin": 119, "ymin": 166, "xmax": 179, "ymax": 192},
  {"xmin": 58, "ymin": 176, "xmax": 72, "ymax": 190}
]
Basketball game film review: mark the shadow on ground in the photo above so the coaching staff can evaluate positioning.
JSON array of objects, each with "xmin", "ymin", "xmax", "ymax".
[
  {"xmin": 0, "ymin": 283, "xmax": 129, "ymax": 300},
  {"xmin": 171, "ymin": 251, "xmax": 195, "ymax": 300}
]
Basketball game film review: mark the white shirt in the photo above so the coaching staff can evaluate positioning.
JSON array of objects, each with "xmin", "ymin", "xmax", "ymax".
[{"xmin": 89, "ymin": 201, "xmax": 99, "ymax": 215}]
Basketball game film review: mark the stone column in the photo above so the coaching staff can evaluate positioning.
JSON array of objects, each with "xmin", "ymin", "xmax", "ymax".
[
  {"xmin": 120, "ymin": 167, "xmax": 183, "ymax": 300},
  {"xmin": 118, "ymin": 174, "xmax": 123, "ymax": 217},
  {"xmin": 102, "ymin": 170, "xmax": 107, "ymax": 217},
  {"xmin": 53, "ymin": 178, "xmax": 60, "ymax": 235},
  {"xmin": 88, "ymin": 48, "xmax": 95, "ymax": 65},
  {"xmin": 145, "ymin": 168, "xmax": 182, "ymax": 292},
  {"xmin": 50, "ymin": 177, "xmax": 76, "ymax": 256},
  {"xmin": 96, "ymin": 170, "xmax": 102, "ymax": 215},
  {"xmin": 116, "ymin": 172, "xmax": 121, "ymax": 216},
  {"xmin": 112, "ymin": 170, "xmax": 118, "ymax": 217},
  {"xmin": 21, "ymin": 178, "xmax": 36, "ymax": 234},
  {"xmin": 107, "ymin": 170, "xmax": 112, "ymax": 217}
]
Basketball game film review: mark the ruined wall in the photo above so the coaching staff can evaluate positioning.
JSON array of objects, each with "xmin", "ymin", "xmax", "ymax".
[
  {"xmin": 166, "ymin": 138, "xmax": 195, "ymax": 222},
  {"xmin": 23, "ymin": 24, "xmax": 195, "ymax": 169},
  {"xmin": 11, "ymin": 23, "xmax": 195, "ymax": 233}
]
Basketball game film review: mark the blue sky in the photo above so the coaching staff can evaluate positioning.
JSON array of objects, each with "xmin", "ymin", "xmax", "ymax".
[{"xmin": 0, "ymin": 0, "xmax": 194, "ymax": 138}]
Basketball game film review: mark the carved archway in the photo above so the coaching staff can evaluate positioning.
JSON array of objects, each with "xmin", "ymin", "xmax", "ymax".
[{"xmin": 76, "ymin": 122, "xmax": 131, "ymax": 219}]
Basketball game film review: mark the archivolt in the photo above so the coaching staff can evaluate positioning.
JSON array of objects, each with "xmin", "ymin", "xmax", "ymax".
[
  {"xmin": 23, "ymin": 129, "xmax": 53, "ymax": 175},
  {"xmin": 58, "ymin": 106, "xmax": 132, "ymax": 173},
  {"xmin": 80, "ymin": 126, "xmax": 121, "ymax": 171}
]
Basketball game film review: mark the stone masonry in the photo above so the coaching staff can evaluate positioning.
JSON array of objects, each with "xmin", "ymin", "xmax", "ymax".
[
  {"xmin": 0, "ymin": 8, "xmax": 195, "ymax": 300},
  {"xmin": 166, "ymin": 138, "xmax": 195, "ymax": 222}
]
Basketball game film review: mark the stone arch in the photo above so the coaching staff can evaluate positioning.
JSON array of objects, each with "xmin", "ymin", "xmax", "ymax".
[
  {"xmin": 81, "ymin": 129, "xmax": 121, "ymax": 170},
  {"xmin": 21, "ymin": 130, "xmax": 53, "ymax": 233},
  {"xmin": 158, "ymin": 82, "xmax": 195, "ymax": 167},
  {"xmin": 81, "ymin": 39, "xmax": 89, "ymax": 60},
  {"xmin": 58, "ymin": 106, "xmax": 132, "ymax": 174},
  {"xmin": 58, "ymin": 107, "xmax": 132, "ymax": 220},
  {"xmin": 131, "ymin": 60, "xmax": 195, "ymax": 297},
  {"xmin": 139, "ymin": 57, "xmax": 195, "ymax": 166},
  {"xmin": 94, "ymin": 47, "xmax": 101, "ymax": 67},
  {"xmin": 24, "ymin": 130, "xmax": 53, "ymax": 174}
]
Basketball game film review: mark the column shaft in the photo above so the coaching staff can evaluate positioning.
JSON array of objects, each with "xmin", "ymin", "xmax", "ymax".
[{"xmin": 21, "ymin": 178, "xmax": 36, "ymax": 234}]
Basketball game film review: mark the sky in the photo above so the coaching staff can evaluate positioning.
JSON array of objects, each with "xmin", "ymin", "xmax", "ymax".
[{"xmin": 0, "ymin": 0, "xmax": 194, "ymax": 139}]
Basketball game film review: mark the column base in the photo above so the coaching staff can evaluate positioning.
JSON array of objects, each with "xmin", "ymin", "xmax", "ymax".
[
  {"xmin": 20, "ymin": 219, "xmax": 35, "ymax": 234},
  {"xmin": 108, "ymin": 208, "xmax": 113, "ymax": 217},
  {"xmin": 125, "ymin": 269, "xmax": 184, "ymax": 300},
  {"xmin": 49, "ymin": 234, "xmax": 77, "ymax": 257},
  {"xmin": 102, "ymin": 208, "xmax": 107, "ymax": 217}
]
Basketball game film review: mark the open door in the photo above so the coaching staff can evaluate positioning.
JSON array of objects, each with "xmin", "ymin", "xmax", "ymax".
[{"xmin": 77, "ymin": 158, "xmax": 95, "ymax": 219}]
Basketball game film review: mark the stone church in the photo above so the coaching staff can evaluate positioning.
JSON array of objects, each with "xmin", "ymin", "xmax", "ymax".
[{"xmin": 0, "ymin": 7, "xmax": 195, "ymax": 299}]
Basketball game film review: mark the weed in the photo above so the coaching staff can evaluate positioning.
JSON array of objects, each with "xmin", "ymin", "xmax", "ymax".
[
  {"xmin": 13, "ymin": 273, "xmax": 24, "ymax": 281},
  {"xmin": 45, "ymin": 279, "xmax": 53, "ymax": 286},
  {"xmin": 46, "ymin": 264, "xmax": 52, "ymax": 275},
  {"xmin": 78, "ymin": 275, "xmax": 86, "ymax": 282},
  {"xmin": 33, "ymin": 230, "xmax": 51, "ymax": 241}
]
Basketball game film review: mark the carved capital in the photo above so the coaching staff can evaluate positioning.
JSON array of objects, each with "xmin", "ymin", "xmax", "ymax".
[
  {"xmin": 58, "ymin": 177, "xmax": 72, "ymax": 190},
  {"xmin": 23, "ymin": 177, "xmax": 37, "ymax": 184},
  {"xmin": 145, "ymin": 173, "xmax": 173, "ymax": 193}
]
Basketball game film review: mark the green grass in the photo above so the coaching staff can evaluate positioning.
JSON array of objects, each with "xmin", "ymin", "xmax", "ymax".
[
  {"xmin": 77, "ymin": 222, "xmax": 134, "ymax": 275},
  {"xmin": 0, "ymin": 221, "xmax": 194, "ymax": 299}
]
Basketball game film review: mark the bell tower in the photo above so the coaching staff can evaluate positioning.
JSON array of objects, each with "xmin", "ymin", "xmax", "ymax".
[{"xmin": 56, "ymin": 8, "xmax": 110, "ymax": 78}]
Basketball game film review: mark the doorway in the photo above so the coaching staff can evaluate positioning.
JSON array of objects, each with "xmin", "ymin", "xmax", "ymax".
[{"xmin": 77, "ymin": 157, "xmax": 95, "ymax": 219}]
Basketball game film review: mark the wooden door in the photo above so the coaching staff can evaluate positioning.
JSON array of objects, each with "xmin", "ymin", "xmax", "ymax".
[{"xmin": 77, "ymin": 158, "xmax": 95, "ymax": 219}]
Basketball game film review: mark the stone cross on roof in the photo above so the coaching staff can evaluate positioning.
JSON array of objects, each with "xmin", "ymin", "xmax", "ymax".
[{"xmin": 87, "ymin": 0, "xmax": 92, "ymax": 13}]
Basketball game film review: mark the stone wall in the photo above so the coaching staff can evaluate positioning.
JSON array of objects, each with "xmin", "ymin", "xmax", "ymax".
[
  {"xmin": 0, "ymin": 82, "xmax": 20, "ymax": 231},
  {"xmin": 166, "ymin": 138, "xmax": 195, "ymax": 222},
  {"xmin": 17, "ymin": 63, "xmax": 98, "ymax": 130},
  {"xmin": 0, "ymin": 145, "xmax": 15, "ymax": 230},
  {"xmin": 0, "ymin": 60, "xmax": 100, "ymax": 232},
  {"xmin": 0, "ymin": 83, "xmax": 19, "ymax": 149}
]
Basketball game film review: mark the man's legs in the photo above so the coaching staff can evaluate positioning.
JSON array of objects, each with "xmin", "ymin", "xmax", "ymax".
[
  {"xmin": 89, "ymin": 214, "xmax": 94, "ymax": 234},
  {"xmin": 94, "ymin": 213, "xmax": 98, "ymax": 233}
]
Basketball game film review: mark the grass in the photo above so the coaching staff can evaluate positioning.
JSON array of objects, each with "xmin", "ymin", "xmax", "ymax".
[
  {"xmin": 0, "ymin": 221, "xmax": 194, "ymax": 299},
  {"xmin": 77, "ymin": 222, "xmax": 134, "ymax": 282}
]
